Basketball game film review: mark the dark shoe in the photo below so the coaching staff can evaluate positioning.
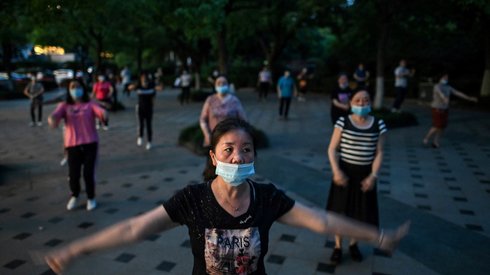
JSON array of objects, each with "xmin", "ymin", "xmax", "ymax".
[
  {"xmin": 330, "ymin": 248, "xmax": 342, "ymax": 265},
  {"xmin": 349, "ymin": 244, "xmax": 363, "ymax": 262},
  {"xmin": 431, "ymin": 143, "xmax": 440, "ymax": 149}
]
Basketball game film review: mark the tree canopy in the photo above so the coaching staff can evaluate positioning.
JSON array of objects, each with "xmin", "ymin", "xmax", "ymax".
[{"xmin": 1, "ymin": 0, "xmax": 488, "ymax": 100}]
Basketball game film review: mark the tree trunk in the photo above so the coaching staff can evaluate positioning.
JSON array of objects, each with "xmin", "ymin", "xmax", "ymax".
[
  {"xmin": 95, "ymin": 38, "xmax": 103, "ymax": 76},
  {"xmin": 217, "ymin": 28, "xmax": 228, "ymax": 75},
  {"xmin": 2, "ymin": 41, "xmax": 13, "ymax": 77},
  {"xmin": 480, "ymin": 16, "xmax": 490, "ymax": 97},
  {"xmin": 374, "ymin": 21, "xmax": 388, "ymax": 109}
]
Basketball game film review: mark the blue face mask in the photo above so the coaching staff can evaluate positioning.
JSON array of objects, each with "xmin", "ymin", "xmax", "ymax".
[
  {"xmin": 215, "ymin": 160, "xmax": 255, "ymax": 187},
  {"xmin": 215, "ymin": 85, "xmax": 229, "ymax": 94},
  {"xmin": 70, "ymin": 88, "xmax": 84, "ymax": 99},
  {"xmin": 351, "ymin": 105, "xmax": 371, "ymax": 116}
]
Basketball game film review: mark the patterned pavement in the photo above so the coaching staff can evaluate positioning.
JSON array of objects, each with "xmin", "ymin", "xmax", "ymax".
[{"xmin": 1, "ymin": 87, "xmax": 489, "ymax": 275}]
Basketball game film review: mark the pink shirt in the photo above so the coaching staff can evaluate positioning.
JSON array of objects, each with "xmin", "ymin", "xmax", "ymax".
[
  {"xmin": 200, "ymin": 94, "xmax": 247, "ymax": 132},
  {"xmin": 51, "ymin": 101, "xmax": 106, "ymax": 148},
  {"xmin": 93, "ymin": 81, "xmax": 112, "ymax": 100}
]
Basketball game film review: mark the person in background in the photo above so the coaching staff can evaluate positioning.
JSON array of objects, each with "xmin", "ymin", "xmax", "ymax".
[
  {"xmin": 326, "ymin": 89, "xmax": 387, "ymax": 265},
  {"xmin": 423, "ymin": 73, "xmax": 478, "ymax": 148},
  {"xmin": 353, "ymin": 63, "xmax": 370, "ymax": 91},
  {"xmin": 107, "ymin": 72, "xmax": 118, "ymax": 108},
  {"xmin": 392, "ymin": 59, "xmax": 415, "ymax": 112},
  {"xmin": 128, "ymin": 72, "xmax": 162, "ymax": 150},
  {"xmin": 330, "ymin": 73, "xmax": 352, "ymax": 125},
  {"xmin": 48, "ymin": 79, "xmax": 107, "ymax": 211},
  {"xmin": 91, "ymin": 73, "xmax": 113, "ymax": 130},
  {"xmin": 200, "ymin": 76, "xmax": 247, "ymax": 147},
  {"xmin": 277, "ymin": 69, "xmax": 297, "ymax": 120},
  {"xmin": 24, "ymin": 72, "xmax": 45, "ymax": 127},
  {"xmin": 257, "ymin": 66, "xmax": 273, "ymax": 101},
  {"xmin": 120, "ymin": 65, "xmax": 132, "ymax": 97},
  {"xmin": 179, "ymin": 69, "xmax": 193, "ymax": 105},
  {"xmin": 154, "ymin": 67, "xmax": 164, "ymax": 86},
  {"xmin": 207, "ymin": 69, "xmax": 220, "ymax": 93},
  {"xmin": 44, "ymin": 118, "xmax": 409, "ymax": 275},
  {"xmin": 297, "ymin": 67, "xmax": 312, "ymax": 102}
]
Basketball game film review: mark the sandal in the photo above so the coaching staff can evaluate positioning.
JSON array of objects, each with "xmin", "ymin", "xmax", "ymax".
[
  {"xmin": 330, "ymin": 248, "xmax": 342, "ymax": 265},
  {"xmin": 349, "ymin": 244, "xmax": 363, "ymax": 262}
]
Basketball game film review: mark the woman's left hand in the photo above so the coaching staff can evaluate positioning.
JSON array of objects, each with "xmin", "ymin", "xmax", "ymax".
[{"xmin": 360, "ymin": 175, "xmax": 376, "ymax": 192}]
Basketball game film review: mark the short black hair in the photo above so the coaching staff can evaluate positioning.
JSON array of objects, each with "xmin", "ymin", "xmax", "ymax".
[{"xmin": 203, "ymin": 118, "xmax": 256, "ymax": 181}]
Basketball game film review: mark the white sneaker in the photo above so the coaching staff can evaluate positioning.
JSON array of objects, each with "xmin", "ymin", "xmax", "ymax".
[
  {"xmin": 102, "ymin": 125, "xmax": 109, "ymax": 131},
  {"xmin": 29, "ymin": 122, "xmax": 35, "ymax": 127},
  {"xmin": 66, "ymin": 196, "xmax": 78, "ymax": 210},
  {"xmin": 60, "ymin": 157, "xmax": 67, "ymax": 166},
  {"xmin": 37, "ymin": 121, "xmax": 43, "ymax": 126},
  {"xmin": 146, "ymin": 142, "xmax": 152, "ymax": 150},
  {"xmin": 96, "ymin": 124, "xmax": 100, "ymax": 130},
  {"xmin": 86, "ymin": 199, "xmax": 97, "ymax": 211},
  {"xmin": 137, "ymin": 137, "xmax": 143, "ymax": 146}
]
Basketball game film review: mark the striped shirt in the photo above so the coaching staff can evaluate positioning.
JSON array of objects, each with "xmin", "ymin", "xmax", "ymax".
[{"xmin": 335, "ymin": 116, "xmax": 387, "ymax": 166}]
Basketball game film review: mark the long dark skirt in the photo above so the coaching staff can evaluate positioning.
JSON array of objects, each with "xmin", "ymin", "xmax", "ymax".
[{"xmin": 326, "ymin": 161, "xmax": 379, "ymax": 227}]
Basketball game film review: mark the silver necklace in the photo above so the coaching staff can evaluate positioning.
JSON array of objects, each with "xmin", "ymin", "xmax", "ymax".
[{"xmin": 219, "ymin": 186, "xmax": 246, "ymax": 212}]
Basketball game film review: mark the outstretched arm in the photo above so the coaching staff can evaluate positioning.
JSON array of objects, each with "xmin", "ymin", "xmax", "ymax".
[
  {"xmin": 452, "ymin": 89, "xmax": 478, "ymax": 102},
  {"xmin": 278, "ymin": 202, "xmax": 410, "ymax": 253},
  {"xmin": 45, "ymin": 206, "xmax": 178, "ymax": 274}
]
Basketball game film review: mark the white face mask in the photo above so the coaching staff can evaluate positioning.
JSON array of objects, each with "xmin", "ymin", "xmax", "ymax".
[{"xmin": 215, "ymin": 160, "xmax": 255, "ymax": 187}]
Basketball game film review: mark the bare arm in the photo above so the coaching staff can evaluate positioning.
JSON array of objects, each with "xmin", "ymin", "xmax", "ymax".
[
  {"xmin": 332, "ymin": 99, "xmax": 350, "ymax": 111},
  {"xmin": 47, "ymin": 115, "xmax": 58, "ymax": 128},
  {"xmin": 328, "ymin": 127, "xmax": 348, "ymax": 186},
  {"xmin": 361, "ymin": 134, "xmax": 385, "ymax": 192},
  {"xmin": 45, "ymin": 206, "xmax": 178, "ymax": 274},
  {"xmin": 23, "ymin": 84, "xmax": 31, "ymax": 98},
  {"xmin": 452, "ymin": 89, "xmax": 478, "ymax": 102},
  {"xmin": 199, "ymin": 100, "xmax": 212, "ymax": 146},
  {"xmin": 278, "ymin": 202, "xmax": 410, "ymax": 253},
  {"xmin": 108, "ymin": 85, "xmax": 114, "ymax": 98},
  {"xmin": 370, "ymin": 134, "xmax": 385, "ymax": 177}
]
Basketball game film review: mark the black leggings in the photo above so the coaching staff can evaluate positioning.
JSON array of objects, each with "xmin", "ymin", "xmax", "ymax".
[
  {"xmin": 30, "ymin": 99, "xmax": 43, "ymax": 123},
  {"xmin": 393, "ymin": 86, "xmax": 407, "ymax": 109},
  {"xmin": 67, "ymin": 142, "xmax": 98, "ymax": 199},
  {"xmin": 279, "ymin": 97, "xmax": 292, "ymax": 118},
  {"xmin": 180, "ymin": 86, "xmax": 191, "ymax": 104},
  {"xmin": 259, "ymin": 82, "xmax": 270, "ymax": 99},
  {"xmin": 137, "ymin": 104, "xmax": 153, "ymax": 142}
]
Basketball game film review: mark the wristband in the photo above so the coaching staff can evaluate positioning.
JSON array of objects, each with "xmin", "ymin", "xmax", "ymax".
[{"xmin": 370, "ymin": 172, "xmax": 378, "ymax": 179}]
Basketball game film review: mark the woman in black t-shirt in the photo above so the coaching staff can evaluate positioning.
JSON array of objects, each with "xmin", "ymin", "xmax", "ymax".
[
  {"xmin": 128, "ymin": 72, "xmax": 162, "ymax": 150},
  {"xmin": 45, "ymin": 118, "xmax": 409, "ymax": 275},
  {"xmin": 331, "ymin": 73, "xmax": 352, "ymax": 125}
]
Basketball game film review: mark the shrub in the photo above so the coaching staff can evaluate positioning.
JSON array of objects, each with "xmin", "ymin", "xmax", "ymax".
[{"xmin": 372, "ymin": 108, "xmax": 418, "ymax": 129}]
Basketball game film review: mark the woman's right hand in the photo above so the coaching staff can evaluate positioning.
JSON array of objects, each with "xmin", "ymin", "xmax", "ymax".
[
  {"xmin": 44, "ymin": 247, "xmax": 76, "ymax": 274},
  {"xmin": 333, "ymin": 170, "xmax": 348, "ymax": 187},
  {"xmin": 378, "ymin": 221, "xmax": 411, "ymax": 254}
]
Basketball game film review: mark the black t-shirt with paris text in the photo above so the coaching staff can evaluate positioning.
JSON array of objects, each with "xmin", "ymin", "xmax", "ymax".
[{"xmin": 163, "ymin": 180, "xmax": 295, "ymax": 275}]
